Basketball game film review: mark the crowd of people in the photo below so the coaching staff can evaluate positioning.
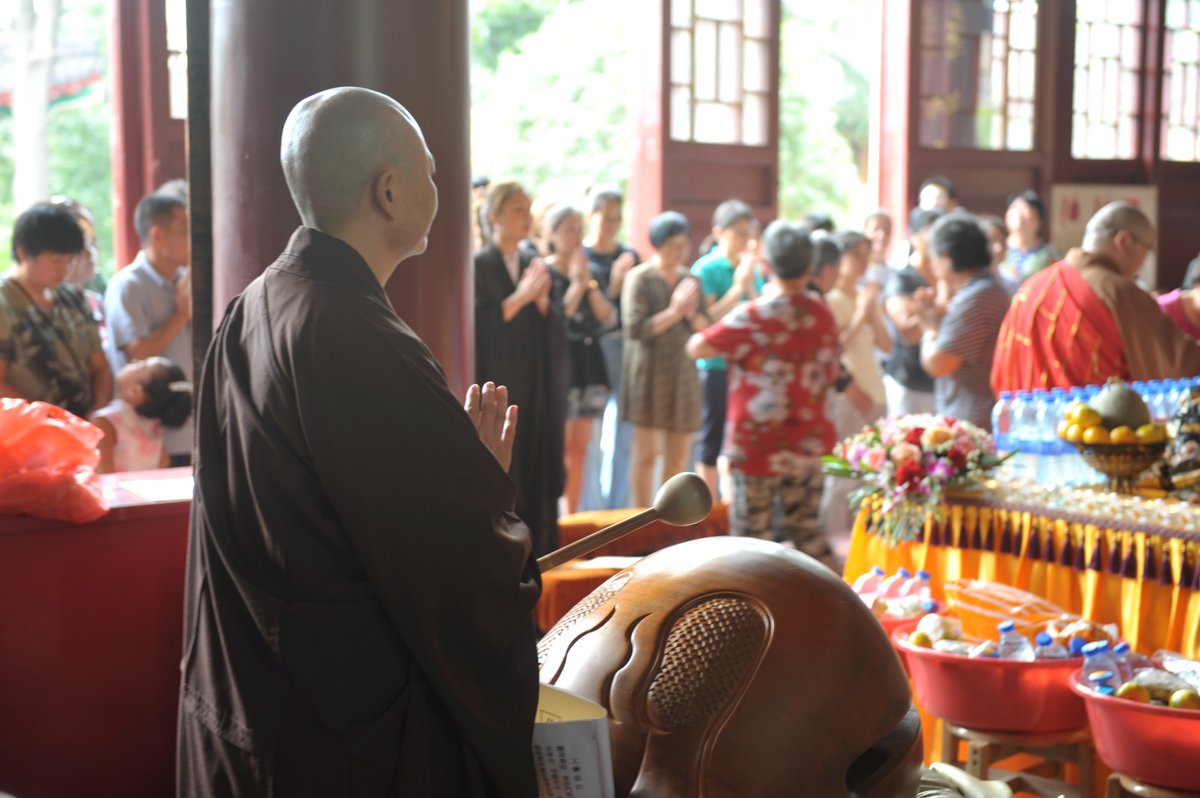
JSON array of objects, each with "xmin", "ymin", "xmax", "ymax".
[
  {"xmin": 3, "ymin": 169, "xmax": 1199, "ymax": 563},
  {"xmin": 0, "ymin": 184, "xmax": 195, "ymax": 473},
  {"xmin": 472, "ymin": 175, "xmax": 1200, "ymax": 562}
]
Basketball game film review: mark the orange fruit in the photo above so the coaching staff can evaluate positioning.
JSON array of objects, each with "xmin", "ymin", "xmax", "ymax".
[
  {"xmin": 1116, "ymin": 682, "xmax": 1151, "ymax": 703},
  {"xmin": 908, "ymin": 630, "xmax": 933, "ymax": 648},
  {"xmin": 1082, "ymin": 426, "xmax": 1110, "ymax": 445},
  {"xmin": 1110, "ymin": 425, "xmax": 1137, "ymax": 445},
  {"xmin": 1170, "ymin": 689, "xmax": 1200, "ymax": 710},
  {"xmin": 1072, "ymin": 405, "xmax": 1103, "ymax": 428},
  {"xmin": 1057, "ymin": 420, "xmax": 1073, "ymax": 441},
  {"xmin": 1135, "ymin": 424, "xmax": 1165, "ymax": 443}
]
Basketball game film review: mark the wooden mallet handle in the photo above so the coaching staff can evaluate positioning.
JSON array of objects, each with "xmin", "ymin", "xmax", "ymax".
[{"xmin": 537, "ymin": 472, "xmax": 713, "ymax": 572}]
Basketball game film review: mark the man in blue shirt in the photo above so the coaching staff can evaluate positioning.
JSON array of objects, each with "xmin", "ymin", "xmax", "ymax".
[{"xmin": 104, "ymin": 190, "xmax": 193, "ymax": 465}]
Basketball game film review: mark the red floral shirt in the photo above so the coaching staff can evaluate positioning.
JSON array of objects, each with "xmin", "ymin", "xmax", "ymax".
[{"xmin": 700, "ymin": 292, "xmax": 840, "ymax": 477}]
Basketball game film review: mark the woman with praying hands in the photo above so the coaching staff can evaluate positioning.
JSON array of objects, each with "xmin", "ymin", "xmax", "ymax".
[
  {"xmin": 620, "ymin": 211, "xmax": 710, "ymax": 508},
  {"xmin": 475, "ymin": 180, "xmax": 568, "ymax": 557},
  {"xmin": 542, "ymin": 203, "xmax": 614, "ymax": 514}
]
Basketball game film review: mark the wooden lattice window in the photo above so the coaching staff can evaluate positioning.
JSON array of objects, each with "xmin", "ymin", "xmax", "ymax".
[
  {"xmin": 1072, "ymin": 1, "xmax": 1143, "ymax": 159},
  {"xmin": 166, "ymin": 0, "xmax": 187, "ymax": 120},
  {"xmin": 1162, "ymin": 0, "xmax": 1200, "ymax": 161},
  {"xmin": 669, "ymin": 0, "xmax": 772, "ymax": 145},
  {"xmin": 918, "ymin": 0, "xmax": 1038, "ymax": 150}
]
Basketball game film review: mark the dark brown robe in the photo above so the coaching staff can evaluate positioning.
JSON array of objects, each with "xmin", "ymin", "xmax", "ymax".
[
  {"xmin": 178, "ymin": 228, "xmax": 541, "ymax": 797},
  {"xmin": 474, "ymin": 243, "xmax": 567, "ymax": 559}
]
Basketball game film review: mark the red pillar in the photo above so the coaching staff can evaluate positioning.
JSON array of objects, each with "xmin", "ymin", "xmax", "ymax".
[
  {"xmin": 209, "ymin": 0, "xmax": 473, "ymax": 395},
  {"xmin": 110, "ymin": 0, "xmax": 186, "ymax": 269}
]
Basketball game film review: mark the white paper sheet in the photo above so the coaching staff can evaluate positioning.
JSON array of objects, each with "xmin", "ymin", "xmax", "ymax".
[{"xmin": 532, "ymin": 684, "xmax": 615, "ymax": 798}]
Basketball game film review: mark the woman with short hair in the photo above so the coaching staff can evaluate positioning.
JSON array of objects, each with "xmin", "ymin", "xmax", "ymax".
[
  {"xmin": 998, "ymin": 190, "xmax": 1062, "ymax": 286},
  {"xmin": 0, "ymin": 202, "xmax": 111, "ymax": 418},
  {"xmin": 620, "ymin": 211, "xmax": 710, "ymax": 507}
]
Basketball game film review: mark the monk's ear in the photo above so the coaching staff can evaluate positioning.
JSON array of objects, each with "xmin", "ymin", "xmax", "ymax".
[{"xmin": 373, "ymin": 170, "xmax": 400, "ymax": 221}]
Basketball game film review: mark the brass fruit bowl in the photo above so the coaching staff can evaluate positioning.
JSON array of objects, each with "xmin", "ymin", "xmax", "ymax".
[{"xmin": 1073, "ymin": 440, "xmax": 1167, "ymax": 493}]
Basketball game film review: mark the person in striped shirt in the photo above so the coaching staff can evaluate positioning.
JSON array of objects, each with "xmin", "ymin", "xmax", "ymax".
[{"xmin": 913, "ymin": 212, "xmax": 1010, "ymax": 430}]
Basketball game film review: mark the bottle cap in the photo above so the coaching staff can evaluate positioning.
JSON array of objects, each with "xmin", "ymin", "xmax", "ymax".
[
  {"xmin": 1096, "ymin": 685, "xmax": 1116, "ymax": 696},
  {"xmin": 998, "ymin": 620, "xmax": 1015, "ymax": 633},
  {"xmin": 919, "ymin": 598, "xmax": 938, "ymax": 613},
  {"xmin": 999, "ymin": 391, "xmax": 1013, "ymax": 399},
  {"xmin": 1035, "ymin": 632, "xmax": 1053, "ymax": 646},
  {"xmin": 1113, "ymin": 641, "xmax": 1130, "ymax": 655},
  {"xmin": 1069, "ymin": 637, "xmax": 1087, "ymax": 656},
  {"xmin": 872, "ymin": 565, "xmax": 885, "ymax": 576},
  {"xmin": 1082, "ymin": 641, "xmax": 1102, "ymax": 656},
  {"xmin": 917, "ymin": 569, "xmax": 931, "ymax": 580},
  {"xmin": 1087, "ymin": 670, "xmax": 1114, "ymax": 684},
  {"xmin": 1094, "ymin": 640, "xmax": 1111, "ymax": 652},
  {"xmin": 897, "ymin": 567, "xmax": 911, "ymax": 578}
]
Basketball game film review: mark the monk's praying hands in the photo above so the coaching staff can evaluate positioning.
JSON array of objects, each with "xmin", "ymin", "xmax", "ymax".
[{"xmin": 465, "ymin": 381, "xmax": 519, "ymax": 472}]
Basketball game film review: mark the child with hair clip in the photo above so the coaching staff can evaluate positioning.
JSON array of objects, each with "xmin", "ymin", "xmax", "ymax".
[{"xmin": 92, "ymin": 356, "xmax": 193, "ymax": 472}]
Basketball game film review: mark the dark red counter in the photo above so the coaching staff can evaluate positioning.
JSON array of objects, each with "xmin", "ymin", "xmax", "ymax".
[{"xmin": 0, "ymin": 468, "xmax": 191, "ymax": 798}]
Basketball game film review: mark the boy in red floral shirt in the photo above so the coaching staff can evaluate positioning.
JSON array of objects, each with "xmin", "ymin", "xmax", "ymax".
[{"xmin": 686, "ymin": 221, "xmax": 841, "ymax": 568}]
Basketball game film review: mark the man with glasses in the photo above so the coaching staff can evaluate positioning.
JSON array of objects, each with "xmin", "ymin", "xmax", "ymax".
[{"xmin": 991, "ymin": 201, "xmax": 1200, "ymax": 393}]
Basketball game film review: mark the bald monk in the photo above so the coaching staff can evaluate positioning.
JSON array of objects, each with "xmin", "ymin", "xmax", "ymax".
[
  {"xmin": 992, "ymin": 201, "xmax": 1200, "ymax": 393},
  {"xmin": 177, "ymin": 88, "xmax": 541, "ymax": 796}
]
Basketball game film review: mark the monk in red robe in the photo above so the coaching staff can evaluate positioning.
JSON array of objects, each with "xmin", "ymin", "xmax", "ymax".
[
  {"xmin": 992, "ymin": 201, "xmax": 1200, "ymax": 393},
  {"xmin": 178, "ymin": 88, "xmax": 541, "ymax": 796}
]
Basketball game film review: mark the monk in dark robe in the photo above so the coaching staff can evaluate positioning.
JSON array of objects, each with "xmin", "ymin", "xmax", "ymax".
[
  {"xmin": 992, "ymin": 201, "xmax": 1200, "ymax": 393},
  {"xmin": 178, "ymin": 88, "xmax": 541, "ymax": 797},
  {"xmin": 474, "ymin": 180, "xmax": 567, "ymax": 558}
]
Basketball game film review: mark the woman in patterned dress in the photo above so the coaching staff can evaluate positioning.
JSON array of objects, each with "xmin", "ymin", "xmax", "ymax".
[{"xmin": 620, "ymin": 211, "xmax": 710, "ymax": 507}]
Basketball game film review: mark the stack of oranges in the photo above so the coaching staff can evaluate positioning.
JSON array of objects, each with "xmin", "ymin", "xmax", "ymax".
[{"xmin": 1057, "ymin": 401, "xmax": 1166, "ymax": 446}]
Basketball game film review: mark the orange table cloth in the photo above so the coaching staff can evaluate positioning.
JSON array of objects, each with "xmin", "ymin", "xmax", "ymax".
[
  {"xmin": 844, "ymin": 493, "xmax": 1200, "ymax": 657},
  {"xmin": 536, "ymin": 504, "xmax": 729, "ymax": 631}
]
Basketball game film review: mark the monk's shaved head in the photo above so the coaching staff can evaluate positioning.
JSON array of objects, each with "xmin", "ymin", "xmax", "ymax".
[
  {"xmin": 281, "ymin": 87, "xmax": 427, "ymax": 233},
  {"xmin": 1083, "ymin": 201, "xmax": 1154, "ymax": 252}
]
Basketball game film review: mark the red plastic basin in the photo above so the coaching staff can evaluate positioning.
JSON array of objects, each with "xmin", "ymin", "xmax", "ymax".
[
  {"xmin": 892, "ymin": 627, "xmax": 1087, "ymax": 732},
  {"xmin": 1071, "ymin": 672, "xmax": 1200, "ymax": 791}
]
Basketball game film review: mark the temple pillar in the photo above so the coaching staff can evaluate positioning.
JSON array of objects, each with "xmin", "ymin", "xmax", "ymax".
[
  {"xmin": 110, "ymin": 0, "xmax": 186, "ymax": 269},
  {"xmin": 209, "ymin": 0, "xmax": 473, "ymax": 394}
]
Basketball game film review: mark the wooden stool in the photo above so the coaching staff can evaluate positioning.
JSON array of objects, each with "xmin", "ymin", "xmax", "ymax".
[
  {"xmin": 1106, "ymin": 773, "xmax": 1200, "ymax": 798},
  {"xmin": 941, "ymin": 723, "xmax": 1094, "ymax": 798}
]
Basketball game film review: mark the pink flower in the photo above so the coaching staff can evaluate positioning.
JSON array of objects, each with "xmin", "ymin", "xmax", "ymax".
[{"xmin": 862, "ymin": 446, "xmax": 887, "ymax": 471}]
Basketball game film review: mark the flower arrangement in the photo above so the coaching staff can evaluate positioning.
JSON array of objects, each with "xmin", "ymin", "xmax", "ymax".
[{"xmin": 822, "ymin": 414, "xmax": 1011, "ymax": 546}]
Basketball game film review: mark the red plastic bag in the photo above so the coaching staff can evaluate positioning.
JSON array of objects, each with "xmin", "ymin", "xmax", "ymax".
[{"xmin": 0, "ymin": 398, "xmax": 108, "ymax": 523}]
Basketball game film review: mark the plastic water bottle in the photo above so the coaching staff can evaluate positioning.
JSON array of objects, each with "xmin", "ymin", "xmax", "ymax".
[
  {"xmin": 1112, "ymin": 641, "xmax": 1153, "ymax": 679},
  {"xmin": 851, "ymin": 565, "xmax": 885, "ymax": 598},
  {"xmin": 898, "ymin": 569, "xmax": 932, "ymax": 602},
  {"xmin": 1034, "ymin": 632, "xmax": 1069, "ymax": 659},
  {"xmin": 1082, "ymin": 641, "xmax": 1120, "ymax": 682},
  {"xmin": 996, "ymin": 620, "xmax": 1035, "ymax": 661},
  {"xmin": 1010, "ymin": 391, "xmax": 1037, "ymax": 482},
  {"xmin": 878, "ymin": 568, "xmax": 911, "ymax": 600},
  {"xmin": 991, "ymin": 391, "xmax": 1013, "ymax": 452},
  {"xmin": 1087, "ymin": 670, "xmax": 1116, "ymax": 696},
  {"xmin": 1034, "ymin": 390, "xmax": 1062, "ymax": 486}
]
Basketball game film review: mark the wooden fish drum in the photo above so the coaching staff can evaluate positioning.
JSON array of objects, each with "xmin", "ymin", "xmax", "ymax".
[{"xmin": 537, "ymin": 537, "xmax": 923, "ymax": 797}]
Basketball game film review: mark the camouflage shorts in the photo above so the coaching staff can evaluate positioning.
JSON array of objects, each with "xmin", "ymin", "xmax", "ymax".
[{"xmin": 730, "ymin": 466, "xmax": 838, "ymax": 569}]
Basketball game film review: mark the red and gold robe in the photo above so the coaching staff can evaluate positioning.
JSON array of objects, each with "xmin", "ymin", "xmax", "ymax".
[{"xmin": 992, "ymin": 249, "xmax": 1200, "ymax": 393}]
